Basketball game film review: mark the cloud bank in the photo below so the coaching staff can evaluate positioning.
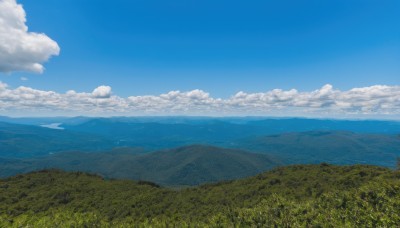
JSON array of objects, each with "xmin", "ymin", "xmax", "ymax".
[
  {"xmin": 0, "ymin": 0, "xmax": 60, "ymax": 73},
  {"xmin": 0, "ymin": 82, "xmax": 399, "ymax": 117}
]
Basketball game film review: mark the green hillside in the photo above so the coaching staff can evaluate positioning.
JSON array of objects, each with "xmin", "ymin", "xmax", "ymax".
[
  {"xmin": 1, "ymin": 164, "xmax": 399, "ymax": 227},
  {"xmin": 0, "ymin": 145, "xmax": 278, "ymax": 186}
]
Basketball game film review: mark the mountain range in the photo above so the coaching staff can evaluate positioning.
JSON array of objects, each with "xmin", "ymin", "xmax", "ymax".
[
  {"xmin": 0, "ymin": 121, "xmax": 114, "ymax": 158},
  {"xmin": 236, "ymin": 131, "xmax": 400, "ymax": 167},
  {"xmin": 1, "ymin": 117, "xmax": 400, "ymax": 186}
]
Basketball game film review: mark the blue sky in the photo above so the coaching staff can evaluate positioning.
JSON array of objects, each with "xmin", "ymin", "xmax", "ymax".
[
  {"xmin": 0, "ymin": 0, "xmax": 399, "ymax": 117},
  {"xmin": 1, "ymin": 0, "xmax": 399, "ymax": 98}
]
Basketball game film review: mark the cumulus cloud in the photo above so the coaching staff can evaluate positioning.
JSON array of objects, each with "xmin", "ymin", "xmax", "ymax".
[
  {"xmin": 0, "ymin": 82, "xmax": 399, "ymax": 117},
  {"xmin": 0, "ymin": 0, "xmax": 60, "ymax": 73},
  {"xmin": 92, "ymin": 85, "xmax": 112, "ymax": 98}
]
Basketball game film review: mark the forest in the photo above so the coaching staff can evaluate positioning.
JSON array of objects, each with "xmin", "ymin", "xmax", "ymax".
[{"xmin": 1, "ymin": 164, "xmax": 399, "ymax": 227}]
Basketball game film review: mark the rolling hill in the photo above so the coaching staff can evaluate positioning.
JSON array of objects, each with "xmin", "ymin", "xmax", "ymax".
[
  {"xmin": 0, "ymin": 145, "xmax": 278, "ymax": 186},
  {"xmin": 1, "ymin": 164, "xmax": 399, "ymax": 226}
]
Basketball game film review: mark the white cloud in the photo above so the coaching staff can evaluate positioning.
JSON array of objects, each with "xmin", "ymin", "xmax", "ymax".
[
  {"xmin": 92, "ymin": 85, "xmax": 112, "ymax": 98},
  {"xmin": 0, "ymin": 82, "xmax": 399, "ymax": 117},
  {"xmin": 0, "ymin": 0, "xmax": 60, "ymax": 73}
]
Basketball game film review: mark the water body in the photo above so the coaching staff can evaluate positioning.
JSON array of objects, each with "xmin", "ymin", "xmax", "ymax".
[{"xmin": 40, "ymin": 123, "xmax": 64, "ymax": 130}]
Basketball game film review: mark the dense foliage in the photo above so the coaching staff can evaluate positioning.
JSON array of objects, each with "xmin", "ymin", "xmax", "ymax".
[{"xmin": 1, "ymin": 164, "xmax": 399, "ymax": 227}]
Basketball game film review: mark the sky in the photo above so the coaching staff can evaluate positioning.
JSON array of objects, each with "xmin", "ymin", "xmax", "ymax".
[{"xmin": 0, "ymin": 0, "xmax": 399, "ymax": 117}]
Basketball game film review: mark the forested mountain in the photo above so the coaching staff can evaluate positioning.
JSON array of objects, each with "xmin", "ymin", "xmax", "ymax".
[
  {"xmin": 237, "ymin": 131, "xmax": 400, "ymax": 167},
  {"xmin": 0, "ymin": 145, "xmax": 278, "ymax": 186},
  {"xmin": 3, "ymin": 117, "xmax": 397, "ymax": 154},
  {"xmin": 1, "ymin": 118, "xmax": 399, "ymax": 165},
  {"xmin": 246, "ymin": 118, "xmax": 400, "ymax": 134},
  {"xmin": 1, "ymin": 164, "xmax": 399, "ymax": 226},
  {"xmin": 62, "ymin": 117, "xmax": 400, "ymax": 149},
  {"xmin": 1, "ymin": 118, "xmax": 399, "ymax": 226}
]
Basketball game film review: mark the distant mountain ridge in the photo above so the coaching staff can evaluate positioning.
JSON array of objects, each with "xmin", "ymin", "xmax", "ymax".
[
  {"xmin": 61, "ymin": 117, "xmax": 400, "ymax": 150},
  {"xmin": 237, "ymin": 130, "xmax": 400, "ymax": 167},
  {"xmin": 1, "ymin": 118, "xmax": 400, "ymax": 168},
  {"xmin": 0, "ymin": 122, "xmax": 114, "ymax": 158},
  {"xmin": 2, "ymin": 116, "xmax": 400, "ymax": 135}
]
